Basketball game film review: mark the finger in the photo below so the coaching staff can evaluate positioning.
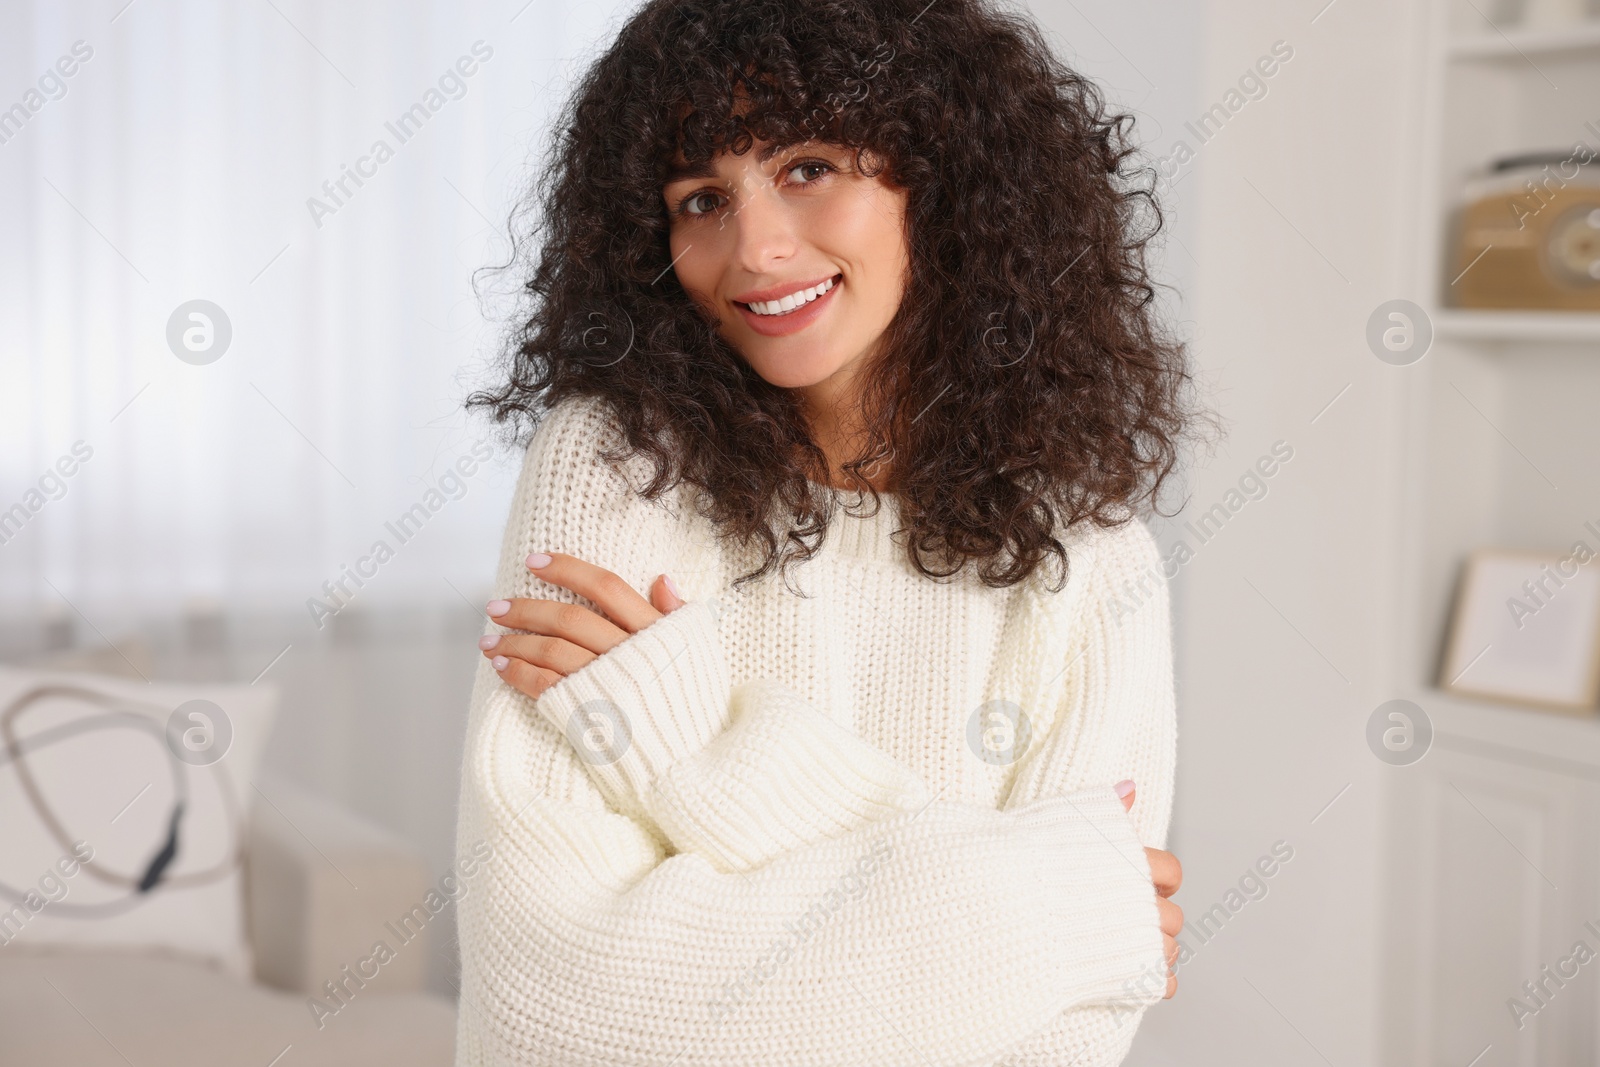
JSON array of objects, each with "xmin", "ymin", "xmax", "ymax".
[
  {"xmin": 489, "ymin": 653, "xmax": 564, "ymax": 702},
  {"xmin": 1157, "ymin": 896, "xmax": 1183, "ymax": 938},
  {"xmin": 1116, "ymin": 779, "xmax": 1135, "ymax": 813},
  {"xmin": 487, "ymin": 599, "xmax": 630, "ymax": 656},
  {"xmin": 1146, "ymin": 848, "xmax": 1182, "ymax": 897},
  {"xmin": 1165, "ymin": 933, "xmax": 1179, "ymax": 968},
  {"xmin": 650, "ymin": 573, "xmax": 685, "ymax": 615},
  {"xmin": 1166, "ymin": 972, "xmax": 1177, "ymax": 999},
  {"xmin": 526, "ymin": 552, "xmax": 660, "ymax": 632},
  {"xmin": 481, "ymin": 633, "xmax": 598, "ymax": 676}
]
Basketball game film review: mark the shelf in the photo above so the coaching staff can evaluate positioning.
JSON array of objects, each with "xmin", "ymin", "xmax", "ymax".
[
  {"xmin": 1411, "ymin": 686, "xmax": 1600, "ymax": 774},
  {"xmin": 1448, "ymin": 19, "xmax": 1600, "ymax": 60},
  {"xmin": 1435, "ymin": 308, "xmax": 1600, "ymax": 343}
]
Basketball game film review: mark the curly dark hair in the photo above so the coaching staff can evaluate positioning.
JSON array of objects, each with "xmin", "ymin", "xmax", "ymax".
[{"xmin": 467, "ymin": 0, "xmax": 1214, "ymax": 593}]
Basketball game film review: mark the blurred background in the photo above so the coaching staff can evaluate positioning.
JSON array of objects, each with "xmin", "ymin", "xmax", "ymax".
[{"xmin": 3, "ymin": 0, "xmax": 1599, "ymax": 1064}]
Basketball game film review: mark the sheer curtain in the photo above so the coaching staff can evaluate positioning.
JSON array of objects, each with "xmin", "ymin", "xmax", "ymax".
[{"xmin": 0, "ymin": 0, "xmax": 627, "ymax": 636}]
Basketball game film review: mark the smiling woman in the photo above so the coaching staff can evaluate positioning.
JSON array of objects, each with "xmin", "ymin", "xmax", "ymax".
[{"xmin": 455, "ymin": 0, "xmax": 1206, "ymax": 1064}]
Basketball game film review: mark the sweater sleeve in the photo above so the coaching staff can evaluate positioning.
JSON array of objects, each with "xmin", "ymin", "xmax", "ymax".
[
  {"xmin": 488, "ymin": 395, "xmax": 938, "ymax": 850},
  {"xmin": 988, "ymin": 517, "xmax": 1180, "ymax": 1067},
  {"xmin": 453, "ymin": 397, "xmax": 1169, "ymax": 1066}
]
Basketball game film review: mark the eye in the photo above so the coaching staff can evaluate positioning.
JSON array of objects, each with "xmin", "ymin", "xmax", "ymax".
[
  {"xmin": 672, "ymin": 189, "xmax": 725, "ymax": 219},
  {"xmin": 786, "ymin": 159, "xmax": 835, "ymax": 185}
]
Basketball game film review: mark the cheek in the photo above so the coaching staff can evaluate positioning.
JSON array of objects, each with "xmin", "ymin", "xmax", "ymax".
[
  {"xmin": 668, "ymin": 231, "xmax": 723, "ymax": 311},
  {"xmin": 827, "ymin": 192, "xmax": 908, "ymax": 315}
]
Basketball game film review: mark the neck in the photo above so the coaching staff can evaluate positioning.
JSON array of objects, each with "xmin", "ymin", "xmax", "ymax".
[{"xmin": 799, "ymin": 395, "xmax": 893, "ymax": 495}]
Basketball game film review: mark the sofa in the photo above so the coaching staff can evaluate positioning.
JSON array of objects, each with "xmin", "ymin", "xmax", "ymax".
[{"xmin": 0, "ymin": 773, "xmax": 458, "ymax": 1066}]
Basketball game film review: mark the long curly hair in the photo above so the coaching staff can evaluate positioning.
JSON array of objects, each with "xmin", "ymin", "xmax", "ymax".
[{"xmin": 468, "ymin": 0, "xmax": 1214, "ymax": 593}]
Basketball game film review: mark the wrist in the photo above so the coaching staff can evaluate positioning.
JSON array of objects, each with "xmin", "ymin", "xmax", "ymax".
[{"xmin": 530, "ymin": 598, "xmax": 731, "ymax": 817}]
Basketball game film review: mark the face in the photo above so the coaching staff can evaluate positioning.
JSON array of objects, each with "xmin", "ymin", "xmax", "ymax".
[{"xmin": 661, "ymin": 138, "xmax": 911, "ymax": 406}]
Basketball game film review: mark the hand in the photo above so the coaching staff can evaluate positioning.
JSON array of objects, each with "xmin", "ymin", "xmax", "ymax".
[
  {"xmin": 481, "ymin": 551, "xmax": 687, "ymax": 701},
  {"xmin": 1118, "ymin": 780, "xmax": 1182, "ymax": 1000}
]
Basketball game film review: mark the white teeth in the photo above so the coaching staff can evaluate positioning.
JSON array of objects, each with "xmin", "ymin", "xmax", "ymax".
[{"xmin": 746, "ymin": 275, "xmax": 837, "ymax": 316}]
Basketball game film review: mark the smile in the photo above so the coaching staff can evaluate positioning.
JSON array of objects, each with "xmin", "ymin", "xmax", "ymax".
[{"xmin": 734, "ymin": 273, "xmax": 843, "ymax": 337}]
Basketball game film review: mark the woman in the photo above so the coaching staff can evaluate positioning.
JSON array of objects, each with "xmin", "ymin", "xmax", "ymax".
[{"xmin": 454, "ymin": 0, "xmax": 1205, "ymax": 1063}]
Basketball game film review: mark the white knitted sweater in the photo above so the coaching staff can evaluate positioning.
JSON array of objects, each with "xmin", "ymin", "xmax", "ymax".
[{"xmin": 452, "ymin": 394, "xmax": 1177, "ymax": 1067}]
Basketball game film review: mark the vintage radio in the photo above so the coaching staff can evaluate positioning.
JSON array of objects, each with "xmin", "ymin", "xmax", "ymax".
[{"xmin": 1448, "ymin": 149, "xmax": 1600, "ymax": 310}]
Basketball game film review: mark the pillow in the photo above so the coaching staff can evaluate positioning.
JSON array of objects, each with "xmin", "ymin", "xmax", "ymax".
[{"xmin": 0, "ymin": 664, "xmax": 277, "ymax": 979}]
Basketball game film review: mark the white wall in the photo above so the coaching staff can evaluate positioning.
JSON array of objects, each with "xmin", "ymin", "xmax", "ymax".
[{"xmin": 1092, "ymin": 1, "xmax": 1427, "ymax": 1063}]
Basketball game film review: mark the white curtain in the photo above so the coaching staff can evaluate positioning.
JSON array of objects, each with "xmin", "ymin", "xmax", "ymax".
[{"xmin": 0, "ymin": 0, "xmax": 631, "ymax": 634}]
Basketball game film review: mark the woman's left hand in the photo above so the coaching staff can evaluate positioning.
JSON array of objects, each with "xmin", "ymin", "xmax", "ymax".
[{"xmin": 480, "ymin": 551, "xmax": 686, "ymax": 701}]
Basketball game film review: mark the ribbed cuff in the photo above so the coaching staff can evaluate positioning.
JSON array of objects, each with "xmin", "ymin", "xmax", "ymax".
[
  {"xmin": 645, "ymin": 678, "xmax": 932, "ymax": 872},
  {"xmin": 531, "ymin": 598, "xmax": 731, "ymax": 817},
  {"xmin": 1013, "ymin": 786, "xmax": 1169, "ymax": 1012}
]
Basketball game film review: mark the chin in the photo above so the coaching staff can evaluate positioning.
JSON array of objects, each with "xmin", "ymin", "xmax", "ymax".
[{"xmin": 741, "ymin": 348, "xmax": 850, "ymax": 390}]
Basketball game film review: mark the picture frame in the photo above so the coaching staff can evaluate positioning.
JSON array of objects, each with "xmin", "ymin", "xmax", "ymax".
[{"xmin": 1438, "ymin": 547, "xmax": 1600, "ymax": 713}]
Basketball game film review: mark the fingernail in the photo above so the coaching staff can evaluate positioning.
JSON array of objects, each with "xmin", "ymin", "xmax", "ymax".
[
  {"xmin": 479, "ymin": 635, "xmax": 499, "ymax": 650},
  {"xmin": 664, "ymin": 573, "xmax": 682, "ymax": 600},
  {"xmin": 527, "ymin": 552, "xmax": 552, "ymax": 569},
  {"xmin": 491, "ymin": 656, "xmax": 509, "ymax": 671},
  {"xmin": 1114, "ymin": 779, "xmax": 1135, "ymax": 798},
  {"xmin": 486, "ymin": 600, "xmax": 511, "ymax": 616}
]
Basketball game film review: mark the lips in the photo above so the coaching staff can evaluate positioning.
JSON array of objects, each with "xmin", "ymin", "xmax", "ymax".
[
  {"xmin": 732, "ymin": 272, "xmax": 842, "ymax": 307},
  {"xmin": 732, "ymin": 271, "xmax": 844, "ymax": 337}
]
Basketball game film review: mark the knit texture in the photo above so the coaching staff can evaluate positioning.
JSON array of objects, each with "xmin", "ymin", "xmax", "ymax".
[{"xmin": 453, "ymin": 395, "xmax": 1178, "ymax": 1067}]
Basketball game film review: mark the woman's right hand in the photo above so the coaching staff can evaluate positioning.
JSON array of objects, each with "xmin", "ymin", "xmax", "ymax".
[{"xmin": 1117, "ymin": 780, "xmax": 1182, "ymax": 999}]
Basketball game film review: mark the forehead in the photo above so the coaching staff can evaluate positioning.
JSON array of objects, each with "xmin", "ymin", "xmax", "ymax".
[{"xmin": 661, "ymin": 137, "xmax": 840, "ymax": 185}]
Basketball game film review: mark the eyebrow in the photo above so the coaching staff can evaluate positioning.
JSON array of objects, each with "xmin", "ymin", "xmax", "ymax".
[{"xmin": 660, "ymin": 140, "xmax": 807, "ymax": 185}]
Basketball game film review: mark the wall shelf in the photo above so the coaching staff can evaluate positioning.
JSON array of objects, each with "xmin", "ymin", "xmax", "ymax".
[
  {"xmin": 1448, "ymin": 20, "xmax": 1600, "ymax": 61},
  {"xmin": 1435, "ymin": 308, "xmax": 1600, "ymax": 343}
]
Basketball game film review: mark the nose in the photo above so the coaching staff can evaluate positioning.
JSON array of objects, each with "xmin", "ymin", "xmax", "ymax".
[{"xmin": 727, "ymin": 182, "xmax": 797, "ymax": 275}]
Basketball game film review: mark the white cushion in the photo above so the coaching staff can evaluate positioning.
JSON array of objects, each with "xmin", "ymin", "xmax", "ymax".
[{"xmin": 0, "ymin": 664, "xmax": 277, "ymax": 979}]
